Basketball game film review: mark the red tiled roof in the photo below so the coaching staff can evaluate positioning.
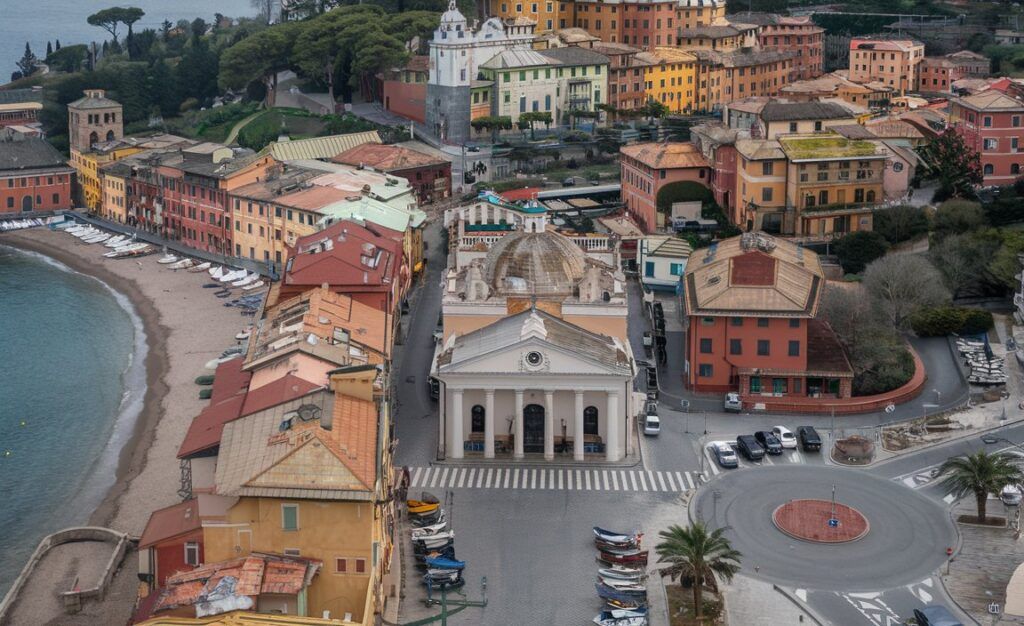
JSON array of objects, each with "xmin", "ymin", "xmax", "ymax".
[
  {"xmin": 138, "ymin": 498, "xmax": 202, "ymax": 549},
  {"xmin": 177, "ymin": 359, "xmax": 251, "ymax": 459},
  {"xmin": 241, "ymin": 375, "xmax": 322, "ymax": 417},
  {"xmin": 620, "ymin": 142, "xmax": 709, "ymax": 169},
  {"xmin": 284, "ymin": 219, "xmax": 403, "ymax": 292},
  {"xmin": 332, "ymin": 142, "xmax": 448, "ymax": 172},
  {"xmin": 806, "ymin": 318, "xmax": 854, "ymax": 375},
  {"xmin": 730, "ymin": 251, "xmax": 776, "ymax": 286},
  {"xmin": 499, "ymin": 187, "xmax": 543, "ymax": 202}
]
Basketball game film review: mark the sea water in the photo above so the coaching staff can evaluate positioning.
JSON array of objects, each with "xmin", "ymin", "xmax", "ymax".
[
  {"xmin": 0, "ymin": 244, "xmax": 146, "ymax": 596},
  {"xmin": 0, "ymin": 0, "xmax": 255, "ymax": 83}
]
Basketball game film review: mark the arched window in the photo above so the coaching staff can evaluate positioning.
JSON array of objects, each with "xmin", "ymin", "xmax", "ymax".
[
  {"xmin": 865, "ymin": 190, "xmax": 875, "ymax": 203},
  {"xmin": 106, "ymin": 130, "xmax": 115, "ymax": 141},
  {"xmin": 1013, "ymin": 164, "xmax": 1020, "ymax": 175},
  {"xmin": 584, "ymin": 406, "xmax": 599, "ymax": 435},
  {"xmin": 88, "ymin": 131, "xmax": 98, "ymax": 146},
  {"xmin": 984, "ymin": 163, "xmax": 994, "ymax": 175},
  {"xmin": 471, "ymin": 405, "xmax": 485, "ymax": 433}
]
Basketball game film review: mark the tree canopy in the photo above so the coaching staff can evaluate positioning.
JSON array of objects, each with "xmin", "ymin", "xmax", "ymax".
[
  {"xmin": 87, "ymin": 7, "xmax": 145, "ymax": 42},
  {"xmin": 917, "ymin": 131, "xmax": 982, "ymax": 200}
]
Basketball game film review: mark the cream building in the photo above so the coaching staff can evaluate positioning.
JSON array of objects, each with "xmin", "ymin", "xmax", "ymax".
[{"xmin": 433, "ymin": 209, "xmax": 636, "ymax": 463}]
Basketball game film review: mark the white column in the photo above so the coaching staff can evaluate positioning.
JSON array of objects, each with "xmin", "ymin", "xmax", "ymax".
[
  {"xmin": 451, "ymin": 388, "xmax": 464, "ymax": 460},
  {"xmin": 574, "ymin": 390, "xmax": 585, "ymax": 461},
  {"xmin": 514, "ymin": 390, "xmax": 524, "ymax": 459},
  {"xmin": 484, "ymin": 389, "xmax": 495, "ymax": 459},
  {"xmin": 544, "ymin": 390, "xmax": 555, "ymax": 460},
  {"xmin": 606, "ymin": 390, "xmax": 620, "ymax": 463}
]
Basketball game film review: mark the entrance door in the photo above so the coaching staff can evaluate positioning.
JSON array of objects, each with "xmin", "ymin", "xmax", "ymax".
[{"xmin": 523, "ymin": 404, "xmax": 545, "ymax": 453}]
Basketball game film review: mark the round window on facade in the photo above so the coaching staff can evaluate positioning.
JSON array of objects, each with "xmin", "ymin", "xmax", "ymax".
[
  {"xmin": 525, "ymin": 351, "xmax": 544, "ymax": 367},
  {"xmin": 893, "ymin": 162, "xmax": 904, "ymax": 172}
]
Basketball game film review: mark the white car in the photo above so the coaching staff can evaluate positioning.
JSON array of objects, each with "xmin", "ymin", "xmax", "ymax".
[
  {"xmin": 1000, "ymin": 484, "xmax": 1022, "ymax": 506},
  {"xmin": 772, "ymin": 426, "xmax": 797, "ymax": 449},
  {"xmin": 644, "ymin": 415, "xmax": 661, "ymax": 436}
]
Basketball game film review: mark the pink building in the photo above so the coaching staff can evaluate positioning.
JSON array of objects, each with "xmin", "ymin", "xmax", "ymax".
[
  {"xmin": 381, "ymin": 56, "xmax": 428, "ymax": 123},
  {"xmin": 950, "ymin": 90, "xmax": 1024, "ymax": 186},
  {"xmin": 619, "ymin": 142, "xmax": 711, "ymax": 232},
  {"xmin": 848, "ymin": 38, "xmax": 924, "ymax": 93}
]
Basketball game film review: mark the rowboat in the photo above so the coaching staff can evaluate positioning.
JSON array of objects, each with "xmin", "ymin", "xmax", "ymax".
[
  {"xmin": 189, "ymin": 262, "xmax": 212, "ymax": 273},
  {"xmin": 593, "ymin": 608, "xmax": 648, "ymax": 626},
  {"xmin": 411, "ymin": 520, "xmax": 448, "ymax": 536},
  {"xmin": 598, "ymin": 549, "xmax": 648, "ymax": 566},
  {"xmin": 424, "ymin": 556, "xmax": 465, "ymax": 570},
  {"xmin": 242, "ymin": 280, "xmax": 265, "ymax": 291},
  {"xmin": 158, "ymin": 254, "xmax": 179, "ymax": 264},
  {"xmin": 85, "ymin": 233, "xmax": 111, "ymax": 244},
  {"xmin": 104, "ymin": 235, "xmax": 126, "ymax": 247},
  {"xmin": 599, "ymin": 578, "xmax": 647, "ymax": 593},
  {"xmin": 408, "ymin": 500, "xmax": 440, "ymax": 515},
  {"xmin": 412, "ymin": 531, "xmax": 454, "ymax": 549},
  {"xmin": 605, "ymin": 598, "xmax": 647, "ymax": 611},
  {"xmin": 598, "ymin": 566, "xmax": 645, "ymax": 581},
  {"xmin": 169, "ymin": 258, "xmax": 195, "ymax": 270},
  {"xmin": 209, "ymin": 265, "xmax": 225, "ymax": 279},
  {"xmin": 596, "ymin": 582, "xmax": 648, "ymax": 602},
  {"xmin": 232, "ymin": 273, "xmax": 259, "ymax": 287},
  {"xmin": 594, "ymin": 527, "xmax": 642, "ymax": 546},
  {"xmin": 220, "ymin": 269, "xmax": 246, "ymax": 283}
]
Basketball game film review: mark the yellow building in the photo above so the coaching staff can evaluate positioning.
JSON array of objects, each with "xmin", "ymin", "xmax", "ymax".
[
  {"xmin": 678, "ymin": 0, "xmax": 726, "ymax": 29},
  {"xmin": 99, "ymin": 160, "xmax": 132, "ymax": 223},
  {"xmin": 71, "ymin": 143, "xmax": 142, "ymax": 211},
  {"xmin": 644, "ymin": 47, "xmax": 698, "ymax": 113},
  {"xmin": 734, "ymin": 138, "xmax": 788, "ymax": 232},
  {"xmin": 203, "ymin": 367, "xmax": 396, "ymax": 625},
  {"xmin": 137, "ymin": 611, "xmax": 359, "ymax": 626},
  {"xmin": 779, "ymin": 134, "xmax": 883, "ymax": 238}
]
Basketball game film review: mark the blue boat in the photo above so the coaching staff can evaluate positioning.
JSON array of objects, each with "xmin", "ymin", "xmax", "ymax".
[
  {"xmin": 425, "ymin": 556, "xmax": 465, "ymax": 570},
  {"xmin": 596, "ymin": 582, "xmax": 648, "ymax": 602}
]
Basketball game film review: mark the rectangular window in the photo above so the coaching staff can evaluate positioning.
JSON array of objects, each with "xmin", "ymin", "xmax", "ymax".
[
  {"xmin": 1015, "ymin": 115, "xmax": 1021, "ymax": 128},
  {"xmin": 731, "ymin": 317, "xmax": 743, "ymax": 327},
  {"xmin": 730, "ymin": 338, "xmax": 742, "ymax": 355},
  {"xmin": 701, "ymin": 317, "xmax": 715, "ymax": 326},
  {"xmin": 789, "ymin": 318, "xmax": 800, "ymax": 328},
  {"xmin": 757, "ymin": 318, "xmax": 769, "ymax": 327},
  {"xmin": 788, "ymin": 340, "xmax": 800, "ymax": 357},
  {"xmin": 750, "ymin": 376, "xmax": 761, "ymax": 393},
  {"xmin": 282, "ymin": 504, "xmax": 299, "ymax": 531},
  {"xmin": 336, "ymin": 558, "xmax": 347, "ymax": 573},
  {"xmin": 984, "ymin": 138, "xmax": 998, "ymax": 150},
  {"xmin": 698, "ymin": 364, "xmax": 713, "ymax": 377},
  {"xmin": 355, "ymin": 558, "xmax": 366, "ymax": 573},
  {"xmin": 670, "ymin": 262, "xmax": 684, "ymax": 276},
  {"xmin": 644, "ymin": 261, "xmax": 655, "ymax": 277},
  {"xmin": 184, "ymin": 542, "xmax": 200, "ymax": 566},
  {"xmin": 762, "ymin": 162, "xmax": 772, "ymax": 176},
  {"xmin": 762, "ymin": 187, "xmax": 773, "ymax": 202},
  {"xmin": 773, "ymin": 378, "xmax": 788, "ymax": 394},
  {"xmin": 700, "ymin": 338, "xmax": 713, "ymax": 353},
  {"xmin": 757, "ymin": 340, "xmax": 770, "ymax": 356},
  {"xmin": 984, "ymin": 116, "xmax": 992, "ymax": 127}
]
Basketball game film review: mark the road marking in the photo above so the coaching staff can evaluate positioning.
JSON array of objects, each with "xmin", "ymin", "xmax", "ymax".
[
  {"xmin": 447, "ymin": 469, "xmax": 458, "ymax": 488},
  {"xmin": 404, "ymin": 467, "xmax": 704, "ymax": 493},
  {"xmin": 575, "ymin": 470, "xmax": 582, "ymax": 490},
  {"xmin": 585, "ymin": 471, "xmax": 592, "ymax": 490},
  {"xmin": 789, "ymin": 451, "xmax": 801, "ymax": 463},
  {"xmin": 684, "ymin": 472, "xmax": 695, "ymax": 490},
  {"xmin": 476, "ymin": 468, "xmax": 485, "ymax": 488},
  {"xmin": 558, "ymin": 470, "xmax": 564, "ymax": 490},
  {"xmin": 657, "ymin": 472, "xmax": 668, "ymax": 491},
  {"xmin": 762, "ymin": 456, "xmax": 775, "ymax": 465},
  {"xmin": 428, "ymin": 468, "xmax": 440, "ymax": 488},
  {"xmin": 943, "ymin": 493, "xmax": 955, "ymax": 504},
  {"xmin": 411, "ymin": 467, "xmax": 423, "ymax": 486},
  {"xmin": 503, "ymin": 469, "xmax": 511, "ymax": 489},
  {"xmin": 666, "ymin": 472, "xmax": 678, "ymax": 491},
  {"xmin": 465, "ymin": 468, "xmax": 474, "ymax": 488},
  {"xmin": 611, "ymin": 471, "xmax": 620, "ymax": 491},
  {"xmin": 484, "ymin": 469, "xmax": 493, "ymax": 489},
  {"xmin": 639, "ymin": 472, "xmax": 649, "ymax": 491},
  {"xmin": 512, "ymin": 469, "xmax": 520, "ymax": 489},
  {"xmin": 530, "ymin": 469, "xmax": 537, "ymax": 490},
  {"xmin": 600, "ymin": 470, "xmax": 608, "ymax": 490},
  {"xmin": 453, "ymin": 468, "xmax": 464, "ymax": 488},
  {"xmin": 629, "ymin": 471, "xmax": 638, "ymax": 491},
  {"xmin": 707, "ymin": 460, "xmax": 720, "ymax": 475},
  {"xmin": 675, "ymin": 471, "xmax": 687, "ymax": 490},
  {"xmin": 620, "ymin": 471, "xmax": 629, "ymax": 492}
]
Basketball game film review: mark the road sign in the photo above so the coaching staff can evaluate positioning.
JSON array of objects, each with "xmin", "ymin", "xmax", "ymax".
[
  {"xmin": 884, "ymin": 404, "xmax": 895, "ymax": 413},
  {"xmin": 680, "ymin": 399, "xmax": 690, "ymax": 412},
  {"xmin": 828, "ymin": 518, "xmax": 839, "ymax": 528},
  {"xmin": 989, "ymin": 602, "xmax": 1001, "ymax": 615}
]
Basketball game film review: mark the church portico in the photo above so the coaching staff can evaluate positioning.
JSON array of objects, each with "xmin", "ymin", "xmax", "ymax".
[{"xmin": 442, "ymin": 385, "xmax": 628, "ymax": 462}]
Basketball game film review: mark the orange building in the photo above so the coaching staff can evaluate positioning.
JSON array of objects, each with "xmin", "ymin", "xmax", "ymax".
[
  {"xmin": 680, "ymin": 232, "xmax": 852, "ymax": 400},
  {"xmin": 693, "ymin": 49, "xmax": 795, "ymax": 112},
  {"xmin": 734, "ymin": 138, "xmax": 787, "ymax": 233},
  {"xmin": 848, "ymin": 38, "xmax": 924, "ymax": 93},
  {"xmin": 727, "ymin": 13, "xmax": 824, "ymax": 81},
  {"xmin": 678, "ymin": 0, "xmax": 726, "ymax": 30},
  {"xmin": 620, "ymin": 142, "xmax": 710, "ymax": 232},
  {"xmin": 491, "ymin": 0, "xmax": 563, "ymax": 31},
  {"xmin": 592, "ymin": 43, "xmax": 656, "ymax": 112}
]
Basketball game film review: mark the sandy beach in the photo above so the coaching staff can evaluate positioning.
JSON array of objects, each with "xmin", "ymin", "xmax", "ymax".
[{"xmin": 2, "ymin": 228, "xmax": 248, "ymax": 536}]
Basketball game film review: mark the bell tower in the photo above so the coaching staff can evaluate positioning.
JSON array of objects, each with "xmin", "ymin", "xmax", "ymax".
[{"xmin": 67, "ymin": 89, "xmax": 124, "ymax": 154}]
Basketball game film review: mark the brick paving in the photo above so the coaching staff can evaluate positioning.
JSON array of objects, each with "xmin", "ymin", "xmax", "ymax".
[{"xmin": 773, "ymin": 499, "xmax": 869, "ymax": 543}]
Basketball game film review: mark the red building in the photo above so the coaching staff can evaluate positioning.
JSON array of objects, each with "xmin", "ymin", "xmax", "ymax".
[
  {"xmin": 744, "ymin": 14, "xmax": 824, "ymax": 81},
  {"xmin": 281, "ymin": 218, "xmax": 407, "ymax": 313},
  {"xmin": 680, "ymin": 233, "xmax": 853, "ymax": 403},
  {"xmin": 619, "ymin": 141, "xmax": 710, "ymax": 232},
  {"xmin": 0, "ymin": 131, "xmax": 74, "ymax": 214},
  {"xmin": 919, "ymin": 57, "xmax": 962, "ymax": 93},
  {"xmin": 593, "ymin": 42, "xmax": 656, "ymax": 112},
  {"xmin": 620, "ymin": 0, "xmax": 677, "ymax": 49},
  {"xmin": 692, "ymin": 125, "xmax": 739, "ymax": 212},
  {"xmin": 332, "ymin": 142, "xmax": 451, "ymax": 204},
  {"xmin": 138, "ymin": 497, "xmax": 231, "ymax": 587},
  {"xmin": 381, "ymin": 56, "xmax": 428, "ymax": 123},
  {"xmin": 950, "ymin": 90, "xmax": 1024, "ymax": 186}
]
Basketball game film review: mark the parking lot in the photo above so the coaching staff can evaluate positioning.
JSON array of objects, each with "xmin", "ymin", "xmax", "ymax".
[{"xmin": 700, "ymin": 427, "xmax": 830, "ymax": 476}]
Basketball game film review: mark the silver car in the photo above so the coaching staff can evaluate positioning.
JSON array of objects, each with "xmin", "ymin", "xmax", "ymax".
[{"xmin": 723, "ymin": 392, "xmax": 742, "ymax": 412}]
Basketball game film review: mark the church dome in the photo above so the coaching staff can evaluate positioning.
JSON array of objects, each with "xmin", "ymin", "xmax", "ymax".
[{"xmin": 484, "ymin": 230, "xmax": 587, "ymax": 296}]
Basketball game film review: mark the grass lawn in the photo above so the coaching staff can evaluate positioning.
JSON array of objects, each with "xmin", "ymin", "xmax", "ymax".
[{"xmin": 665, "ymin": 582, "xmax": 724, "ymax": 626}]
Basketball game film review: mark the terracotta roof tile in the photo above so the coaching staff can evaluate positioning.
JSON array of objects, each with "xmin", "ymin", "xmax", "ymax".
[
  {"xmin": 619, "ymin": 142, "xmax": 709, "ymax": 169},
  {"xmin": 177, "ymin": 359, "xmax": 252, "ymax": 459},
  {"xmin": 332, "ymin": 143, "xmax": 448, "ymax": 172},
  {"xmin": 284, "ymin": 219, "xmax": 403, "ymax": 293},
  {"xmin": 241, "ymin": 375, "xmax": 323, "ymax": 416},
  {"xmin": 138, "ymin": 499, "xmax": 203, "ymax": 549}
]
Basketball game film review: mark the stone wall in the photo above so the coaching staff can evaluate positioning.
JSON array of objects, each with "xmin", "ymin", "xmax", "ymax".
[{"xmin": 426, "ymin": 84, "xmax": 471, "ymax": 145}]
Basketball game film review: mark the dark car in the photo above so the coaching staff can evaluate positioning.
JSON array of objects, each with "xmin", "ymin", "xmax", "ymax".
[
  {"xmin": 797, "ymin": 426, "xmax": 822, "ymax": 452},
  {"xmin": 735, "ymin": 435, "xmax": 764, "ymax": 461},
  {"xmin": 563, "ymin": 177, "xmax": 576, "ymax": 186},
  {"xmin": 754, "ymin": 431, "xmax": 783, "ymax": 455},
  {"xmin": 652, "ymin": 302, "xmax": 664, "ymax": 320},
  {"xmin": 913, "ymin": 606, "xmax": 963, "ymax": 626},
  {"xmin": 646, "ymin": 367, "xmax": 658, "ymax": 390}
]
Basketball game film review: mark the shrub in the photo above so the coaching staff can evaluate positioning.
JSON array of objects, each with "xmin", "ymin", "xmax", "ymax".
[
  {"xmin": 179, "ymin": 97, "xmax": 199, "ymax": 113},
  {"xmin": 834, "ymin": 231, "xmax": 889, "ymax": 274},
  {"xmin": 910, "ymin": 306, "xmax": 994, "ymax": 337},
  {"xmin": 873, "ymin": 205, "xmax": 929, "ymax": 244},
  {"xmin": 933, "ymin": 199, "xmax": 986, "ymax": 242},
  {"xmin": 854, "ymin": 346, "xmax": 915, "ymax": 396}
]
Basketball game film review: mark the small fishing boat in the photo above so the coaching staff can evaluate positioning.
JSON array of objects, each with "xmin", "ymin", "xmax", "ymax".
[
  {"xmin": 209, "ymin": 265, "xmax": 225, "ymax": 279},
  {"xmin": 232, "ymin": 273, "xmax": 259, "ymax": 287},
  {"xmin": 598, "ymin": 566, "xmax": 645, "ymax": 581},
  {"xmin": 169, "ymin": 258, "xmax": 195, "ymax": 270},
  {"xmin": 592, "ymin": 608, "xmax": 648, "ymax": 626},
  {"xmin": 104, "ymin": 235, "xmax": 126, "ymax": 248},
  {"xmin": 597, "ymin": 549, "xmax": 648, "ymax": 566},
  {"xmin": 605, "ymin": 598, "xmax": 647, "ymax": 611},
  {"xmin": 408, "ymin": 501, "xmax": 441, "ymax": 515},
  {"xmin": 596, "ymin": 582, "xmax": 647, "ymax": 601},
  {"xmin": 599, "ymin": 578, "xmax": 647, "ymax": 593},
  {"xmin": 411, "ymin": 520, "xmax": 448, "ymax": 536},
  {"xmin": 414, "ymin": 545, "xmax": 455, "ymax": 562},
  {"xmin": 220, "ymin": 269, "xmax": 246, "ymax": 283},
  {"xmin": 411, "ymin": 509, "xmax": 445, "ymax": 527},
  {"xmin": 412, "ymin": 530, "xmax": 454, "ymax": 547},
  {"xmin": 84, "ymin": 233, "xmax": 111, "ymax": 244},
  {"xmin": 594, "ymin": 527, "xmax": 642, "ymax": 546},
  {"xmin": 236, "ymin": 330, "xmax": 251, "ymax": 340},
  {"xmin": 189, "ymin": 261, "xmax": 212, "ymax": 273},
  {"xmin": 424, "ymin": 556, "xmax": 465, "ymax": 570},
  {"xmin": 157, "ymin": 254, "xmax": 179, "ymax": 264},
  {"xmin": 104, "ymin": 243, "xmax": 147, "ymax": 258},
  {"xmin": 424, "ymin": 569, "xmax": 462, "ymax": 584},
  {"xmin": 242, "ymin": 280, "xmax": 265, "ymax": 291},
  {"xmin": 75, "ymin": 228, "xmax": 98, "ymax": 239}
]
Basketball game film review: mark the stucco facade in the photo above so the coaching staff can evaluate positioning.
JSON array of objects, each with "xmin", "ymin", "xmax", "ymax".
[{"xmin": 950, "ymin": 90, "xmax": 1024, "ymax": 186}]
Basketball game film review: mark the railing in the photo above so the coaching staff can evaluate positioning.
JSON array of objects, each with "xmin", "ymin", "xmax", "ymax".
[{"xmin": 459, "ymin": 233, "xmax": 612, "ymax": 252}]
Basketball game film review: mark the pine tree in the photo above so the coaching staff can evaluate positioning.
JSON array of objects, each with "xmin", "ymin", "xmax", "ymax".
[
  {"xmin": 46, "ymin": 41, "xmax": 53, "ymax": 58},
  {"xmin": 16, "ymin": 43, "xmax": 38, "ymax": 78},
  {"xmin": 55, "ymin": 39, "xmax": 61, "ymax": 50}
]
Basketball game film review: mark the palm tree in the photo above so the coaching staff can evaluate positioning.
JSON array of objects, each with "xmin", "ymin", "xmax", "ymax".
[
  {"xmin": 656, "ymin": 521, "xmax": 742, "ymax": 622},
  {"xmin": 938, "ymin": 451, "xmax": 1023, "ymax": 524}
]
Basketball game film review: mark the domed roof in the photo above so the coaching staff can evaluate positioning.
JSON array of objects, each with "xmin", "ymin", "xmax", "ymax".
[{"xmin": 484, "ymin": 230, "xmax": 587, "ymax": 296}]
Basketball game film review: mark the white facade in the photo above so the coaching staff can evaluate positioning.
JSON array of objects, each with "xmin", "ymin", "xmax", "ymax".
[
  {"xmin": 429, "ymin": 1, "xmax": 535, "ymax": 89},
  {"xmin": 639, "ymin": 236, "xmax": 692, "ymax": 292}
]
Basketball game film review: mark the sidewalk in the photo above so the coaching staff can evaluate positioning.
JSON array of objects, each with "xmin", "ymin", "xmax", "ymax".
[{"xmin": 721, "ymin": 576, "xmax": 817, "ymax": 626}]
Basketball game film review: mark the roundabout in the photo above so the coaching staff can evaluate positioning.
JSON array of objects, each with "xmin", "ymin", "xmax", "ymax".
[{"xmin": 690, "ymin": 465, "xmax": 957, "ymax": 591}]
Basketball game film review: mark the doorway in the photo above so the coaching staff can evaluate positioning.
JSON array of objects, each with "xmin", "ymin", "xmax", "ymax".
[{"xmin": 523, "ymin": 404, "xmax": 545, "ymax": 453}]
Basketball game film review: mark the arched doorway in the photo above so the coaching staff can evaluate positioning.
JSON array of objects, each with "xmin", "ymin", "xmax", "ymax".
[
  {"xmin": 21, "ymin": 195, "xmax": 32, "ymax": 211},
  {"xmin": 523, "ymin": 404, "xmax": 545, "ymax": 453},
  {"xmin": 106, "ymin": 130, "xmax": 115, "ymax": 141},
  {"xmin": 88, "ymin": 131, "xmax": 98, "ymax": 146}
]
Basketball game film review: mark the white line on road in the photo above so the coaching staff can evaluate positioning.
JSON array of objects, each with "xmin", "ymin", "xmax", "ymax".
[
  {"xmin": 666, "ymin": 472, "xmax": 678, "ymax": 491},
  {"xmin": 530, "ymin": 469, "xmax": 537, "ymax": 490},
  {"xmin": 447, "ymin": 469, "xmax": 458, "ymax": 488},
  {"xmin": 455, "ymin": 468, "xmax": 466, "ymax": 488},
  {"xmin": 611, "ymin": 471, "xmax": 620, "ymax": 491},
  {"xmin": 585, "ymin": 471, "xmax": 592, "ymax": 490},
  {"xmin": 484, "ymin": 468, "xmax": 493, "ymax": 489},
  {"xmin": 466, "ymin": 468, "xmax": 475, "ymax": 489},
  {"xmin": 657, "ymin": 472, "xmax": 668, "ymax": 492},
  {"xmin": 639, "ymin": 472, "xmax": 648, "ymax": 491},
  {"xmin": 602, "ymin": 470, "xmax": 609, "ymax": 490},
  {"xmin": 476, "ymin": 468, "xmax": 485, "ymax": 488},
  {"xmin": 503, "ymin": 469, "xmax": 511, "ymax": 489},
  {"xmin": 648, "ymin": 471, "xmax": 659, "ymax": 492},
  {"xmin": 558, "ymin": 470, "xmax": 564, "ymax": 490},
  {"xmin": 684, "ymin": 472, "xmax": 695, "ymax": 490},
  {"xmin": 512, "ymin": 469, "xmax": 520, "ymax": 489},
  {"xmin": 629, "ymin": 471, "xmax": 638, "ymax": 491},
  {"xmin": 620, "ymin": 471, "xmax": 629, "ymax": 492},
  {"xmin": 411, "ymin": 467, "xmax": 423, "ymax": 487}
]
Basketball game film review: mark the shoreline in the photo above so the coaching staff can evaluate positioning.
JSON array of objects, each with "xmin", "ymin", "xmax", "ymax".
[{"xmin": 0, "ymin": 231, "xmax": 170, "ymax": 528}]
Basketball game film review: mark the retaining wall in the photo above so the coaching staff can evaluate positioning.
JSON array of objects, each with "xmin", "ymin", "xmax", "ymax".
[{"xmin": 0, "ymin": 526, "xmax": 130, "ymax": 625}]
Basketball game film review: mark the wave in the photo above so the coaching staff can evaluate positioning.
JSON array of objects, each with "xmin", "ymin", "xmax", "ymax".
[{"xmin": 0, "ymin": 244, "xmax": 149, "ymax": 519}]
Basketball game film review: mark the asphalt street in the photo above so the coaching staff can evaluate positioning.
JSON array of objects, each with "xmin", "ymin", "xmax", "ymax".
[{"xmin": 391, "ymin": 222, "xmax": 997, "ymax": 625}]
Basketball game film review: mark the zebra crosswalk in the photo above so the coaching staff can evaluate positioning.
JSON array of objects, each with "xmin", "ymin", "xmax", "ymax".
[{"xmin": 407, "ymin": 466, "xmax": 706, "ymax": 493}]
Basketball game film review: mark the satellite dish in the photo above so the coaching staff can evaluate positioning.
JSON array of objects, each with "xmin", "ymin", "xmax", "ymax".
[{"xmin": 296, "ymin": 404, "xmax": 322, "ymax": 422}]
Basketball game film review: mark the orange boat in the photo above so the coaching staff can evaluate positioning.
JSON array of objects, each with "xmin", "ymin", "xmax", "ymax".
[{"xmin": 407, "ymin": 500, "xmax": 440, "ymax": 515}]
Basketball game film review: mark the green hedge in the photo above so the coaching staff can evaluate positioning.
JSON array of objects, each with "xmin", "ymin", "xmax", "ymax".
[{"xmin": 910, "ymin": 306, "xmax": 994, "ymax": 337}]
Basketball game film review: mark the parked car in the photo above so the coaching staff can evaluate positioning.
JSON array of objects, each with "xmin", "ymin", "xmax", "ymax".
[
  {"xmin": 912, "ymin": 605, "xmax": 964, "ymax": 626},
  {"xmin": 797, "ymin": 426, "xmax": 822, "ymax": 452},
  {"xmin": 652, "ymin": 302, "xmax": 664, "ymax": 320},
  {"xmin": 428, "ymin": 376, "xmax": 439, "ymax": 400},
  {"xmin": 723, "ymin": 392, "xmax": 742, "ymax": 412},
  {"xmin": 771, "ymin": 426, "xmax": 797, "ymax": 449},
  {"xmin": 646, "ymin": 367, "xmax": 658, "ymax": 390},
  {"xmin": 709, "ymin": 441, "xmax": 738, "ymax": 468},
  {"xmin": 735, "ymin": 435, "xmax": 764, "ymax": 461},
  {"xmin": 754, "ymin": 431, "xmax": 783, "ymax": 455},
  {"xmin": 563, "ymin": 177, "xmax": 576, "ymax": 186},
  {"xmin": 644, "ymin": 414, "xmax": 661, "ymax": 436},
  {"xmin": 1000, "ymin": 483, "xmax": 1022, "ymax": 506}
]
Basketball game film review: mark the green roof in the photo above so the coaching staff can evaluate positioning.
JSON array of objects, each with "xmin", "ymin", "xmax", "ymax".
[{"xmin": 779, "ymin": 136, "xmax": 879, "ymax": 160}]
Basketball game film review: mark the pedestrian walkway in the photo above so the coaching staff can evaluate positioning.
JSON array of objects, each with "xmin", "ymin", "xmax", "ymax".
[{"xmin": 407, "ymin": 466, "xmax": 706, "ymax": 493}]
